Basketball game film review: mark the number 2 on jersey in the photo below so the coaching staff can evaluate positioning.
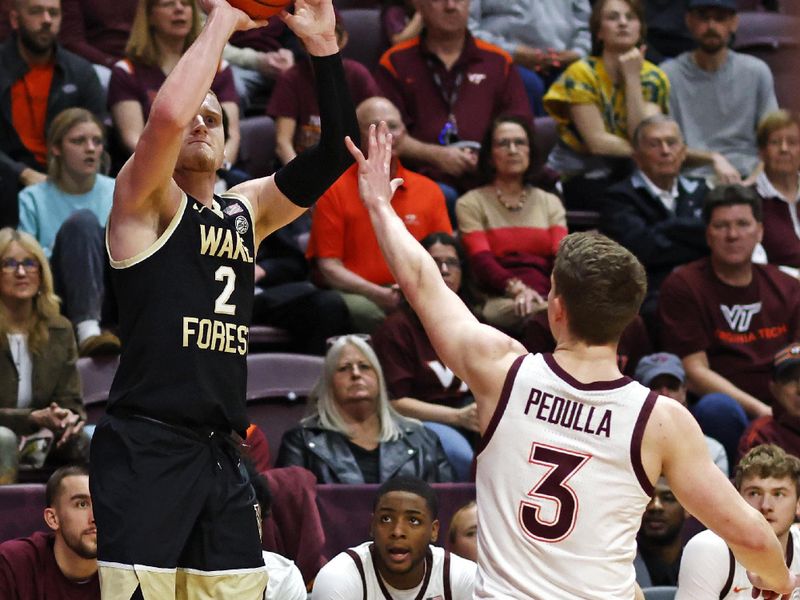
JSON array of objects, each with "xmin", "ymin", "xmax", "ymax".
[
  {"xmin": 519, "ymin": 443, "xmax": 591, "ymax": 543},
  {"xmin": 214, "ymin": 266, "xmax": 236, "ymax": 315}
]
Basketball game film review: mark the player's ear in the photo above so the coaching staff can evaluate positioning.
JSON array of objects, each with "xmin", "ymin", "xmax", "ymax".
[
  {"xmin": 44, "ymin": 507, "xmax": 59, "ymax": 532},
  {"xmin": 430, "ymin": 519, "xmax": 440, "ymax": 543}
]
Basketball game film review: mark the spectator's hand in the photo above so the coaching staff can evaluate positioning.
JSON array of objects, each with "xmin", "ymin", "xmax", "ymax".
[
  {"xmin": 751, "ymin": 402, "xmax": 773, "ymax": 419},
  {"xmin": 618, "ymin": 45, "xmax": 645, "ymax": 82},
  {"xmin": 747, "ymin": 570, "xmax": 800, "ymax": 599},
  {"xmin": 455, "ymin": 403, "xmax": 480, "ymax": 432},
  {"xmin": 370, "ymin": 285, "xmax": 402, "ymax": 312},
  {"xmin": 513, "ymin": 45, "xmax": 546, "ymax": 72},
  {"xmin": 711, "ymin": 153, "xmax": 742, "ymax": 185},
  {"xmin": 255, "ymin": 48, "xmax": 294, "ymax": 77},
  {"xmin": 513, "ymin": 286, "xmax": 546, "ymax": 317},
  {"xmin": 434, "ymin": 146, "xmax": 478, "ymax": 177},
  {"xmin": 19, "ymin": 168, "xmax": 46, "ymax": 187},
  {"xmin": 30, "ymin": 403, "xmax": 83, "ymax": 444},
  {"xmin": 56, "ymin": 411, "xmax": 84, "ymax": 448}
]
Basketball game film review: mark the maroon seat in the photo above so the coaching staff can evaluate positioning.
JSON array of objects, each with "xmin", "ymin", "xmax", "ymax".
[
  {"xmin": 237, "ymin": 115, "xmax": 277, "ymax": 179},
  {"xmin": 248, "ymin": 324, "xmax": 293, "ymax": 352},
  {"xmin": 532, "ymin": 116, "xmax": 557, "ymax": 176},
  {"xmin": 340, "ymin": 8, "xmax": 387, "ymax": 72},
  {"xmin": 246, "ymin": 353, "xmax": 324, "ymax": 461},
  {"xmin": 316, "ymin": 482, "xmax": 476, "ymax": 559},
  {"xmin": 76, "ymin": 355, "xmax": 120, "ymax": 425},
  {"xmin": 0, "ymin": 484, "xmax": 47, "ymax": 543}
]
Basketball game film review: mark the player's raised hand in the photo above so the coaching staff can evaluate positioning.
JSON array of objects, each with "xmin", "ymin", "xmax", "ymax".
[
  {"xmin": 748, "ymin": 570, "xmax": 800, "ymax": 599},
  {"xmin": 197, "ymin": 0, "xmax": 267, "ymax": 32},
  {"xmin": 346, "ymin": 122, "xmax": 403, "ymax": 213},
  {"xmin": 282, "ymin": 0, "xmax": 337, "ymax": 54}
]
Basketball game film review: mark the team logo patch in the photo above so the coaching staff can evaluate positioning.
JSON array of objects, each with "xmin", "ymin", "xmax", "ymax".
[
  {"xmin": 235, "ymin": 215, "xmax": 249, "ymax": 235},
  {"xmin": 224, "ymin": 203, "xmax": 243, "ymax": 216}
]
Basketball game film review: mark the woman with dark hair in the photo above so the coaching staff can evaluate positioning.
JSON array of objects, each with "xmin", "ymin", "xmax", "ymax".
[
  {"xmin": 542, "ymin": 0, "xmax": 669, "ymax": 209},
  {"xmin": 276, "ymin": 335, "xmax": 454, "ymax": 484},
  {"xmin": 372, "ymin": 232, "xmax": 477, "ymax": 481},
  {"xmin": 0, "ymin": 229, "xmax": 88, "ymax": 484},
  {"xmin": 456, "ymin": 115, "xmax": 567, "ymax": 335}
]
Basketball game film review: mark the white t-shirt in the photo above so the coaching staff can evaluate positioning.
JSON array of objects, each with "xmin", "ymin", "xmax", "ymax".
[
  {"xmin": 263, "ymin": 551, "xmax": 306, "ymax": 600},
  {"xmin": 311, "ymin": 541, "xmax": 476, "ymax": 600},
  {"xmin": 8, "ymin": 333, "xmax": 32, "ymax": 408},
  {"xmin": 677, "ymin": 526, "xmax": 800, "ymax": 599}
]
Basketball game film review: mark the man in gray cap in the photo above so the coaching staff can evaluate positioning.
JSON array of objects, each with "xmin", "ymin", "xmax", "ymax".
[
  {"xmin": 661, "ymin": 0, "xmax": 777, "ymax": 184},
  {"xmin": 635, "ymin": 352, "xmax": 728, "ymax": 475},
  {"xmin": 739, "ymin": 343, "xmax": 800, "ymax": 461}
]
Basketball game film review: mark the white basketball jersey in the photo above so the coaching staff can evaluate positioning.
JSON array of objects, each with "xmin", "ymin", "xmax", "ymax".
[
  {"xmin": 345, "ymin": 541, "xmax": 455, "ymax": 600},
  {"xmin": 475, "ymin": 353, "xmax": 657, "ymax": 599}
]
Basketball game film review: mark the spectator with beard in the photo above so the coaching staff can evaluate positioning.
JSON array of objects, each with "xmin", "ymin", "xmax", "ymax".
[
  {"xmin": 0, "ymin": 0, "xmax": 105, "ymax": 228},
  {"xmin": 635, "ymin": 477, "xmax": 687, "ymax": 587},
  {"xmin": 0, "ymin": 464, "xmax": 99, "ymax": 598}
]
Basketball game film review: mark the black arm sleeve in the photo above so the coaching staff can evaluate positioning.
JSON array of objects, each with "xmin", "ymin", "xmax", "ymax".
[{"xmin": 274, "ymin": 52, "xmax": 360, "ymax": 207}]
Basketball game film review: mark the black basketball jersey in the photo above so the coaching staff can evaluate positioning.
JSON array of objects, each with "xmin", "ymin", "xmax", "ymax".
[{"xmin": 107, "ymin": 191, "xmax": 256, "ymax": 433}]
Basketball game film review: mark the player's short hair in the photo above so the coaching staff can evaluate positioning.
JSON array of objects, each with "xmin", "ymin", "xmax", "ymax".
[
  {"xmin": 735, "ymin": 444, "xmax": 800, "ymax": 497},
  {"xmin": 373, "ymin": 476, "xmax": 439, "ymax": 520},
  {"xmin": 448, "ymin": 500, "xmax": 476, "ymax": 544},
  {"xmin": 701, "ymin": 184, "xmax": 763, "ymax": 225},
  {"xmin": 757, "ymin": 109, "xmax": 800, "ymax": 149},
  {"xmin": 552, "ymin": 232, "xmax": 647, "ymax": 345},
  {"xmin": 45, "ymin": 464, "xmax": 89, "ymax": 507}
]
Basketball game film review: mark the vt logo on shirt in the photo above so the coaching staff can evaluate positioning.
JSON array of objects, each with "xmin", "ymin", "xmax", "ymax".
[
  {"xmin": 428, "ymin": 361, "xmax": 468, "ymax": 392},
  {"xmin": 467, "ymin": 73, "xmax": 487, "ymax": 85},
  {"xmin": 720, "ymin": 302, "xmax": 762, "ymax": 332}
]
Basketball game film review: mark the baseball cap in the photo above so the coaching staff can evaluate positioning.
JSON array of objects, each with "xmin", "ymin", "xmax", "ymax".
[
  {"xmin": 634, "ymin": 353, "xmax": 685, "ymax": 387},
  {"xmin": 687, "ymin": 0, "xmax": 737, "ymax": 12},
  {"xmin": 773, "ymin": 343, "xmax": 800, "ymax": 379}
]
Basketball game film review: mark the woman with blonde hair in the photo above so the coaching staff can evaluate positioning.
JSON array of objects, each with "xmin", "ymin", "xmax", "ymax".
[
  {"xmin": 0, "ymin": 229, "xmax": 88, "ymax": 484},
  {"xmin": 18, "ymin": 107, "xmax": 119, "ymax": 357},
  {"xmin": 108, "ymin": 0, "xmax": 241, "ymax": 169},
  {"xmin": 276, "ymin": 335, "xmax": 455, "ymax": 484}
]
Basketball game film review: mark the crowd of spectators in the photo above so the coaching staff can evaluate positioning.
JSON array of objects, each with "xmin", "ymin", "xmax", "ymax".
[{"xmin": 2, "ymin": 0, "xmax": 800, "ymax": 596}]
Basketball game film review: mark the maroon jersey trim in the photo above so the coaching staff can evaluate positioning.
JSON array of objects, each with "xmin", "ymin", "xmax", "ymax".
[
  {"xmin": 630, "ymin": 390, "xmax": 658, "ymax": 497},
  {"xmin": 719, "ymin": 548, "xmax": 735, "ymax": 599},
  {"xmin": 476, "ymin": 353, "xmax": 526, "ymax": 456},
  {"xmin": 543, "ymin": 353, "xmax": 631, "ymax": 391},
  {"xmin": 346, "ymin": 549, "xmax": 367, "ymax": 600}
]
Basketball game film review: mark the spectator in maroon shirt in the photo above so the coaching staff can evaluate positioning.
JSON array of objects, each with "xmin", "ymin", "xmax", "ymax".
[
  {"xmin": 659, "ymin": 184, "xmax": 800, "ymax": 465},
  {"xmin": 374, "ymin": 0, "xmax": 531, "ymax": 219},
  {"xmin": 267, "ymin": 14, "xmax": 380, "ymax": 167},
  {"xmin": 0, "ymin": 464, "xmax": 99, "ymax": 599},
  {"xmin": 107, "ymin": 0, "xmax": 241, "ymax": 167},
  {"xmin": 373, "ymin": 232, "xmax": 478, "ymax": 481},
  {"xmin": 739, "ymin": 343, "xmax": 800, "ymax": 462},
  {"xmin": 754, "ymin": 109, "xmax": 800, "ymax": 273}
]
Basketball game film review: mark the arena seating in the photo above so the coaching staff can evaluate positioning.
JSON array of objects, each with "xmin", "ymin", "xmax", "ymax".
[
  {"xmin": 237, "ymin": 115, "xmax": 278, "ymax": 179},
  {"xmin": 76, "ymin": 355, "xmax": 120, "ymax": 425},
  {"xmin": 642, "ymin": 586, "xmax": 678, "ymax": 600},
  {"xmin": 340, "ymin": 8, "xmax": 387, "ymax": 72}
]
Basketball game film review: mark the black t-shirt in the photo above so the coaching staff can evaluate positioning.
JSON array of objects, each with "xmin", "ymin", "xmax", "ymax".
[
  {"xmin": 347, "ymin": 440, "xmax": 380, "ymax": 484},
  {"xmin": 107, "ymin": 192, "xmax": 256, "ymax": 433}
]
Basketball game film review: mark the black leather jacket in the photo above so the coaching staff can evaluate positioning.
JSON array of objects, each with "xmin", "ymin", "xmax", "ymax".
[{"xmin": 276, "ymin": 416, "xmax": 456, "ymax": 484}]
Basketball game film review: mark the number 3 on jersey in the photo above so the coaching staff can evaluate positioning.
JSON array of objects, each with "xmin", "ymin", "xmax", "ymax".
[{"xmin": 519, "ymin": 443, "xmax": 591, "ymax": 543}]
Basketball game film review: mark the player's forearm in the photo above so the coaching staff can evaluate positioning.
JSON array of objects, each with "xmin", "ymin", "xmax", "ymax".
[
  {"xmin": 729, "ymin": 511, "xmax": 793, "ymax": 592},
  {"xmin": 149, "ymin": 8, "xmax": 238, "ymax": 130}
]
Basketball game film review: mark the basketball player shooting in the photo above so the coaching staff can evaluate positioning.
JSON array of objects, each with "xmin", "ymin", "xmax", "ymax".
[
  {"xmin": 346, "ymin": 123, "xmax": 800, "ymax": 600},
  {"xmin": 88, "ymin": 0, "xmax": 358, "ymax": 597}
]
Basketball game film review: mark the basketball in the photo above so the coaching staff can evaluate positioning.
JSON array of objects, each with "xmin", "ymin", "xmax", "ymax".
[{"xmin": 228, "ymin": 0, "xmax": 291, "ymax": 19}]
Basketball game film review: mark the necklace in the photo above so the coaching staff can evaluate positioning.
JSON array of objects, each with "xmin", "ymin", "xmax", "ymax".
[{"xmin": 494, "ymin": 185, "xmax": 528, "ymax": 211}]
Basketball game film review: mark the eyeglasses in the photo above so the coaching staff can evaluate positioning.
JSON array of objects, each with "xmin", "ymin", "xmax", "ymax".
[
  {"xmin": 494, "ymin": 137, "xmax": 529, "ymax": 150},
  {"xmin": 432, "ymin": 257, "xmax": 461, "ymax": 270},
  {"xmin": 1, "ymin": 258, "xmax": 40, "ymax": 274}
]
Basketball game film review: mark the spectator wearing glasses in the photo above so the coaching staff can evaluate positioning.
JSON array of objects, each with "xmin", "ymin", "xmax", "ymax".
[
  {"xmin": 276, "ymin": 334, "xmax": 455, "ymax": 484},
  {"xmin": 456, "ymin": 115, "xmax": 567, "ymax": 335},
  {"xmin": 0, "ymin": 228, "xmax": 88, "ymax": 484}
]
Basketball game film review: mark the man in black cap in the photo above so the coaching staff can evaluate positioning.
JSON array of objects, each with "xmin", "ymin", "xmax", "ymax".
[
  {"xmin": 661, "ymin": 0, "xmax": 777, "ymax": 185},
  {"xmin": 739, "ymin": 343, "xmax": 800, "ymax": 461}
]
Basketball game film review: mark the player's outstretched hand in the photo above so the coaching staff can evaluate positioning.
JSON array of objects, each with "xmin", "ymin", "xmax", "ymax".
[
  {"xmin": 345, "ymin": 122, "xmax": 403, "ymax": 213},
  {"xmin": 748, "ymin": 570, "xmax": 800, "ymax": 599},
  {"xmin": 198, "ymin": 0, "xmax": 267, "ymax": 32},
  {"xmin": 282, "ymin": 0, "xmax": 337, "ymax": 52}
]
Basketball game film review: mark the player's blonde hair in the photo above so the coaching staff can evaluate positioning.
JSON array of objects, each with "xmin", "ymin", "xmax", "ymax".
[
  {"xmin": 735, "ymin": 444, "xmax": 800, "ymax": 497},
  {"xmin": 552, "ymin": 232, "xmax": 646, "ymax": 345}
]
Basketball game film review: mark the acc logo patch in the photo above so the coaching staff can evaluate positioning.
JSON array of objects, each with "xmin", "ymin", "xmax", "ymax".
[{"xmin": 235, "ymin": 215, "xmax": 249, "ymax": 235}]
